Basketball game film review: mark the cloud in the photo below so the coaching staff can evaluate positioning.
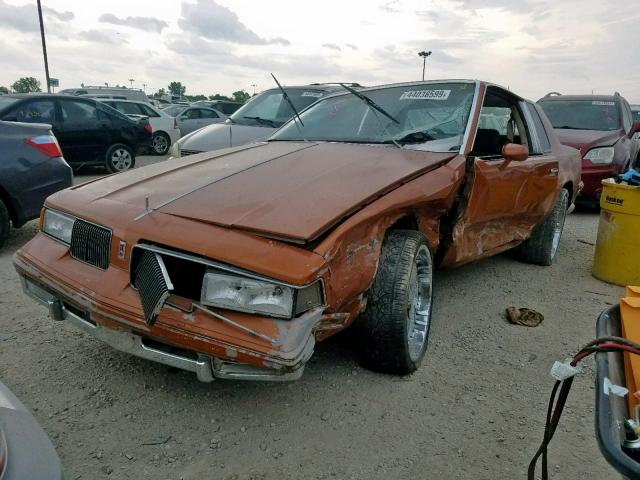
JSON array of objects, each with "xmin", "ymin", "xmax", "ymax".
[
  {"xmin": 99, "ymin": 13, "xmax": 168, "ymax": 33},
  {"xmin": 346, "ymin": 44, "xmax": 358, "ymax": 50},
  {"xmin": 0, "ymin": 0, "xmax": 38, "ymax": 32},
  {"xmin": 43, "ymin": 6, "xmax": 74, "ymax": 22},
  {"xmin": 322, "ymin": 43, "xmax": 341, "ymax": 51},
  {"xmin": 178, "ymin": 0, "xmax": 290, "ymax": 45},
  {"xmin": 79, "ymin": 29, "xmax": 127, "ymax": 45},
  {"xmin": 380, "ymin": 0, "xmax": 400, "ymax": 13}
]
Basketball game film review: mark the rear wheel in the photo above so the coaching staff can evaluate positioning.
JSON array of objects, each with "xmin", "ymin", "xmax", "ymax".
[
  {"xmin": 517, "ymin": 189, "xmax": 569, "ymax": 266},
  {"xmin": 151, "ymin": 132, "xmax": 170, "ymax": 155},
  {"xmin": 357, "ymin": 230, "xmax": 434, "ymax": 375},
  {"xmin": 105, "ymin": 144, "xmax": 135, "ymax": 173},
  {"xmin": 0, "ymin": 199, "xmax": 10, "ymax": 249}
]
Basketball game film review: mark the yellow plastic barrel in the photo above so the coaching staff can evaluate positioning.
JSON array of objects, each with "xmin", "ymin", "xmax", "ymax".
[{"xmin": 593, "ymin": 179, "xmax": 640, "ymax": 286}]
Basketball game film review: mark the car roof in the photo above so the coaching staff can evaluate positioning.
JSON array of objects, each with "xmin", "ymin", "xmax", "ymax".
[
  {"xmin": 3, "ymin": 93, "xmax": 96, "ymax": 101},
  {"xmin": 538, "ymin": 93, "xmax": 623, "ymax": 103}
]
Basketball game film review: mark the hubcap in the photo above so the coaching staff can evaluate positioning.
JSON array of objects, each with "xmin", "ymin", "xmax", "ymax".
[
  {"xmin": 111, "ymin": 148, "xmax": 132, "ymax": 171},
  {"xmin": 406, "ymin": 245, "xmax": 433, "ymax": 362},
  {"xmin": 550, "ymin": 198, "xmax": 567, "ymax": 259},
  {"xmin": 153, "ymin": 135, "xmax": 168, "ymax": 153}
]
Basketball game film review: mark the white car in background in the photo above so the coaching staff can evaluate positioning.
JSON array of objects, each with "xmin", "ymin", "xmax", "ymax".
[
  {"xmin": 162, "ymin": 105, "xmax": 227, "ymax": 136},
  {"xmin": 99, "ymin": 99, "xmax": 181, "ymax": 155}
]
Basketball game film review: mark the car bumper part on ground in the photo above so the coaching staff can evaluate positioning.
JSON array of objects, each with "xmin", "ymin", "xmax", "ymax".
[{"xmin": 16, "ymin": 255, "xmax": 322, "ymax": 382}]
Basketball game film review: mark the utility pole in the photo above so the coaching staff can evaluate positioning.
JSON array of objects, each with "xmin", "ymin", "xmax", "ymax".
[
  {"xmin": 418, "ymin": 50, "xmax": 432, "ymax": 81},
  {"xmin": 36, "ymin": 0, "xmax": 51, "ymax": 93}
]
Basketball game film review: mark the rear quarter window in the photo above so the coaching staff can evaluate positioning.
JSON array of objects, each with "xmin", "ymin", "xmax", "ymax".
[{"xmin": 526, "ymin": 104, "xmax": 552, "ymax": 154}]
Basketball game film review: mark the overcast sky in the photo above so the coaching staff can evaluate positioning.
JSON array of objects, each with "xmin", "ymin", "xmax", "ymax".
[{"xmin": 1, "ymin": 0, "xmax": 638, "ymax": 101}]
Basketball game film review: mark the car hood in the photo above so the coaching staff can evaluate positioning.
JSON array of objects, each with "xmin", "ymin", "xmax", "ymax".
[
  {"xmin": 69, "ymin": 141, "xmax": 455, "ymax": 243},
  {"xmin": 554, "ymin": 128, "xmax": 623, "ymax": 155},
  {"xmin": 179, "ymin": 122, "xmax": 273, "ymax": 152}
]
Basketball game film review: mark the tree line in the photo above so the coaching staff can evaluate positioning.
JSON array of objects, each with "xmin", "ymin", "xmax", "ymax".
[{"xmin": 1, "ymin": 77, "xmax": 252, "ymax": 103}]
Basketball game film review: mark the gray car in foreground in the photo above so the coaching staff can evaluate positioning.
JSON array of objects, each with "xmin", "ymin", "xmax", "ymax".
[
  {"xmin": 171, "ymin": 84, "xmax": 351, "ymax": 157},
  {"xmin": 0, "ymin": 121, "xmax": 72, "ymax": 248},
  {"xmin": 0, "ymin": 380, "xmax": 63, "ymax": 479}
]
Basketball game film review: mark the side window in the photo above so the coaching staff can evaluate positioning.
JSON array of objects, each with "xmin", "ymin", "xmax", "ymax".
[
  {"xmin": 7, "ymin": 100, "xmax": 56, "ymax": 123},
  {"xmin": 200, "ymin": 109, "xmax": 219, "ymax": 119},
  {"xmin": 525, "ymin": 103, "xmax": 552, "ymax": 154},
  {"xmin": 139, "ymin": 104, "xmax": 159, "ymax": 117},
  {"xmin": 472, "ymin": 89, "xmax": 530, "ymax": 157},
  {"xmin": 60, "ymin": 101, "xmax": 99, "ymax": 123},
  {"xmin": 184, "ymin": 109, "xmax": 201, "ymax": 119}
]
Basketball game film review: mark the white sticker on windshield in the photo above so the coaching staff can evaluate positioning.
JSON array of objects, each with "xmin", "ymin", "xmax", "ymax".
[
  {"xmin": 400, "ymin": 89, "xmax": 451, "ymax": 101},
  {"xmin": 593, "ymin": 101, "xmax": 615, "ymax": 106},
  {"xmin": 301, "ymin": 91, "xmax": 323, "ymax": 98}
]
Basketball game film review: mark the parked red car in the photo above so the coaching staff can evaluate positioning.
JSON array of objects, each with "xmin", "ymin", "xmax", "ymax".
[{"xmin": 538, "ymin": 92, "xmax": 640, "ymax": 206}]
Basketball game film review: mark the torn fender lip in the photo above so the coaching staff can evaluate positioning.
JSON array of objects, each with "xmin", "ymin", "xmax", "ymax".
[{"xmin": 14, "ymin": 254, "xmax": 325, "ymax": 370}]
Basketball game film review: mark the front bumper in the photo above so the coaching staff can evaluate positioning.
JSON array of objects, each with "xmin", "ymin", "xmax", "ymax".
[
  {"xmin": 17, "ymin": 260, "xmax": 322, "ymax": 382},
  {"xmin": 580, "ymin": 165, "xmax": 615, "ymax": 201}
]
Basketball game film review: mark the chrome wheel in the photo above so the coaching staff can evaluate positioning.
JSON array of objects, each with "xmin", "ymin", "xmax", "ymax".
[
  {"xmin": 152, "ymin": 133, "xmax": 169, "ymax": 154},
  {"xmin": 110, "ymin": 148, "xmax": 132, "ymax": 171},
  {"xmin": 406, "ymin": 245, "xmax": 433, "ymax": 362}
]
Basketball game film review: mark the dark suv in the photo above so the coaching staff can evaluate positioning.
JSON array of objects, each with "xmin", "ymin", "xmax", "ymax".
[
  {"xmin": 538, "ymin": 92, "xmax": 640, "ymax": 205},
  {"xmin": 0, "ymin": 94, "xmax": 152, "ymax": 172}
]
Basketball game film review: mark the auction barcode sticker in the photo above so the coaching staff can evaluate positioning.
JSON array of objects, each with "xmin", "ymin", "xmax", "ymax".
[
  {"xmin": 400, "ymin": 89, "xmax": 451, "ymax": 100},
  {"xmin": 592, "ymin": 101, "xmax": 615, "ymax": 106},
  {"xmin": 302, "ymin": 91, "xmax": 324, "ymax": 98}
]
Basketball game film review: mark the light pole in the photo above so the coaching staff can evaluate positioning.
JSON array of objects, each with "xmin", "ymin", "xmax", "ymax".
[
  {"xmin": 36, "ymin": 0, "xmax": 51, "ymax": 93},
  {"xmin": 418, "ymin": 50, "xmax": 432, "ymax": 81},
  {"xmin": 142, "ymin": 83, "xmax": 147, "ymax": 93},
  {"xmin": 251, "ymin": 83, "xmax": 257, "ymax": 95},
  {"xmin": 129, "ymin": 78, "xmax": 135, "ymax": 88}
]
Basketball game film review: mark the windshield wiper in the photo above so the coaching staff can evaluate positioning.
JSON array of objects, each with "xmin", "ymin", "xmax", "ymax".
[
  {"xmin": 242, "ymin": 116, "xmax": 278, "ymax": 127},
  {"xmin": 339, "ymin": 83, "xmax": 400, "ymax": 125},
  {"xmin": 393, "ymin": 130, "xmax": 435, "ymax": 145},
  {"xmin": 270, "ymin": 73, "xmax": 304, "ymax": 127}
]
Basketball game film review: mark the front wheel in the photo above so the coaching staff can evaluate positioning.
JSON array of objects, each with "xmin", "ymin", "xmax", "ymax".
[
  {"xmin": 105, "ymin": 144, "xmax": 135, "ymax": 173},
  {"xmin": 517, "ymin": 189, "xmax": 569, "ymax": 266},
  {"xmin": 357, "ymin": 230, "xmax": 434, "ymax": 375}
]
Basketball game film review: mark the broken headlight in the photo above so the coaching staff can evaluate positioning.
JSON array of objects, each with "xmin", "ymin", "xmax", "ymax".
[
  {"xmin": 201, "ymin": 271, "xmax": 324, "ymax": 319},
  {"xmin": 42, "ymin": 208, "xmax": 75, "ymax": 244},
  {"xmin": 201, "ymin": 271, "xmax": 295, "ymax": 318}
]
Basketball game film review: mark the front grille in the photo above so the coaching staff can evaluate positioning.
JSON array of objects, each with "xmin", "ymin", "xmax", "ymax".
[
  {"xmin": 180, "ymin": 149, "xmax": 202, "ymax": 157},
  {"xmin": 70, "ymin": 220, "xmax": 112, "ymax": 270},
  {"xmin": 134, "ymin": 251, "xmax": 173, "ymax": 325}
]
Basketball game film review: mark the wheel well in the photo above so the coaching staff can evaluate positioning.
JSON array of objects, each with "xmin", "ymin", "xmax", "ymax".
[
  {"xmin": 387, "ymin": 214, "xmax": 418, "ymax": 232},
  {"xmin": 0, "ymin": 185, "xmax": 18, "ymax": 224}
]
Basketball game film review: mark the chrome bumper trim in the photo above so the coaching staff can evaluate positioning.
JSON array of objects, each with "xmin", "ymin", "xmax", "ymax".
[{"xmin": 20, "ymin": 276, "xmax": 305, "ymax": 382}]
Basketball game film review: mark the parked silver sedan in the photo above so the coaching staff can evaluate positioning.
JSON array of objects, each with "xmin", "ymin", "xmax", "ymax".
[{"xmin": 163, "ymin": 105, "xmax": 227, "ymax": 136}]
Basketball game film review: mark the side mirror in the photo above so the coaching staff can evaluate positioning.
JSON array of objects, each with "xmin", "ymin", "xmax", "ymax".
[
  {"xmin": 629, "ymin": 121, "xmax": 640, "ymax": 137},
  {"xmin": 502, "ymin": 143, "xmax": 528, "ymax": 162}
]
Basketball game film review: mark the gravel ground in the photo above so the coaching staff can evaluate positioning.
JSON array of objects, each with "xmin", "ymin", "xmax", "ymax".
[{"xmin": 0, "ymin": 156, "xmax": 623, "ymax": 479}]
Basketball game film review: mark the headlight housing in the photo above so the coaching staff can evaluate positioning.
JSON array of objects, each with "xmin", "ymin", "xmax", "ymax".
[
  {"xmin": 201, "ymin": 270, "xmax": 323, "ymax": 319},
  {"xmin": 584, "ymin": 147, "xmax": 614, "ymax": 164},
  {"xmin": 168, "ymin": 142, "xmax": 181, "ymax": 159},
  {"xmin": 42, "ymin": 209, "xmax": 75, "ymax": 244}
]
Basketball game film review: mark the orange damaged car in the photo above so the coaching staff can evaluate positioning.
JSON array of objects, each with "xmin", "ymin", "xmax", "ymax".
[{"xmin": 15, "ymin": 80, "xmax": 582, "ymax": 382}]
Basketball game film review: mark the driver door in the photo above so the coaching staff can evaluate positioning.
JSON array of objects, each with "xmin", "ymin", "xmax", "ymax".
[{"xmin": 441, "ymin": 92, "xmax": 559, "ymax": 267}]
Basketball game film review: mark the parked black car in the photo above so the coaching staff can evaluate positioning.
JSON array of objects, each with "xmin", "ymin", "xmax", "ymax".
[
  {"xmin": 0, "ymin": 94, "xmax": 152, "ymax": 173},
  {"xmin": 0, "ymin": 380, "xmax": 63, "ymax": 480},
  {"xmin": 0, "ymin": 121, "xmax": 72, "ymax": 248}
]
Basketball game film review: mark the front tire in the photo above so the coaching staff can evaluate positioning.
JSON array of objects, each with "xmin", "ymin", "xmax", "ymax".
[
  {"xmin": 105, "ymin": 144, "xmax": 135, "ymax": 173},
  {"xmin": 0, "ymin": 199, "xmax": 9, "ymax": 249},
  {"xmin": 151, "ymin": 132, "xmax": 170, "ymax": 155},
  {"xmin": 357, "ymin": 230, "xmax": 434, "ymax": 375},
  {"xmin": 517, "ymin": 189, "xmax": 569, "ymax": 266}
]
